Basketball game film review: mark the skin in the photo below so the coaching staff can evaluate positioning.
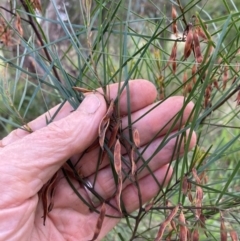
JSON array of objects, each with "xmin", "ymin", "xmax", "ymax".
[{"xmin": 0, "ymin": 80, "xmax": 196, "ymax": 241}]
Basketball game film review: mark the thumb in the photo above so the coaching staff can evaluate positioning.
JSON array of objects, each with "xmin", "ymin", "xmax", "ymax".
[{"xmin": 0, "ymin": 94, "xmax": 106, "ymax": 203}]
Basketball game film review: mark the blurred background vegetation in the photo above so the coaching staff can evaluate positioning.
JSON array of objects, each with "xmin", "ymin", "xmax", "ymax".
[{"xmin": 1, "ymin": 0, "xmax": 240, "ymax": 240}]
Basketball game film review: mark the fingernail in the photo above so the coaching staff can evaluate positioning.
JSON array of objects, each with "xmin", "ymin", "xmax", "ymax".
[{"xmin": 79, "ymin": 94, "xmax": 101, "ymax": 114}]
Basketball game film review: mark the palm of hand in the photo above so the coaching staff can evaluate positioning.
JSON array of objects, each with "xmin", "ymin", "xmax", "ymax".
[{"xmin": 0, "ymin": 80, "xmax": 196, "ymax": 241}]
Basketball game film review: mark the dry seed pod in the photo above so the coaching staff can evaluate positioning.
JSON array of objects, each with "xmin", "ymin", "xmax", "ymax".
[
  {"xmin": 114, "ymin": 139, "xmax": 122, "ymax": 177},
  {"xmin": 179, "ymin": 211, "xmax": 188, "ymax": 241},
  {"xmin": 172, "ymin": 5, "xmax": 178, "ymax": 36},
  {"xmin": 235, "ymin": 91, "xmax": 240, "ymax": 106},
  {"xmin": 192, "ymin": 226, "xmax": 199, "ymax": 241},
  {"xmin": 170, "ymin": 220, "xmax": 177, "ymax": 231},
  {"xmin": 232, "ymin": 63, "xmax": 240, "ymax": 84},
  {"xmin": 172, "ymin": 60, "xmax": 177, "ymax": 75},
  {"xmin": 15, "ymin": 14, "xmax": 23, "ymax": 37},
  {"xmin": 222, "ymin": 66, "xmax": 228, "ymax": 90},
  {"xmin": 195, "ymin": 199, "xmax": 202, "ymax": 219},
  {"xmin": 192, "ymin": 168, "xmax": 201, "ymax": 184},
  {"xmin": 188, "ymin": 191, "xmax": 193, "ymax": 203},
  {"xmin": 90, "ymin": 202, "xmax": 106, "ymax": 241},
  {"xmin": 193, "ymin": 30, "xmax": 203, "ymax": 64},
  {"xmin": 220, "ymin": 217, "xmax": 228, "ymax": 241},
  {"xmin": 168, "ymin": 42, "xmax": 178, "ymax": 74},
  {"xmin": 187, "ymin": 83, "xmax": 193, "ymax": 93},
  {"xmin": 133, "ymin": 128, "xmax": 140, "ymax": 148},
  {"xmin": 204, "ymin": 97, "xmax": 211, "ymax": 109},
  {"xmin": 99, "ymin": 116, "xmax": 110, "ymax": 149},
  {"xmin": 107, "ymin": 121, "xmax": 120, "ymax": 150},
  {"xmin": 205, "ymin": 86, "xmax": 211, "ymax": 99},
  {"xmin": 0, "ymin": 17, "xmax": 12, "ymax": 47},
  {"xmin": 213, "ymin": 79, "xmax": 220, "ymax": 90},
  {"xmin": 170, "ymin": 42, "xmax": 177, "ymax": 60},
  {"xmin": 130, "ymin": 147, "xmax": 137, "ymax": 176},
  {"xmin": 30, "ymin": 0, "xmax": 42, "ymax": 12},
  {"xmin": 230, "ymin": 230, "xmax": 238, "ymax": 241},
  {"xmin": 98, "ymin": 100, "xmax": 114, "ymax": 149},
  {"xmin": 41, "ymin": 172, "xmax": 58, "ymax": 225},
  {"xmin": 115, "ymin": 177, "xmax": 123, "ymax": 213},
  {"xmin": 196, "ymin": 186, "xmax": 203, "ymax": 201},
  {"xmin": 182, "ymin": 176, "xmax": 188, "ymax": 195},
  {"xmin": 184, "ymin": 24, "xmax": 193, "ymax": 60},
  {"xmin": 199, "ymin": 214, "xmax": 206, "ymax": 228},
  {"xmin": 197, "ymin": 27, "xmax": 208, "ymax": 40},
  {"xmin": 154, "ymin": 204, "xmax": 180, "ymax": 241}
]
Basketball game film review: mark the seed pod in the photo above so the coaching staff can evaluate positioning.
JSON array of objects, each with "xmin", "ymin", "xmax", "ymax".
[
  {"xmin": 15, "ymin": 14, "xmax": 23, "ymax": 37},
  {"xmin": 188, "ymin": 191, "xmax": 193, "ymax": 203},
  {"xmin": 197, "ymin": 27, "xmax": 207, "ymax": 40},
  {"xmin": 172, "ymin": 61, "xmax": 177, "ymax": 75},
  {"xmin": 184, "ymin": 24, "xmax": 193, "ymax": 60},
  {"xmin": 195, "ymin": 199, "xmax": 202, "ymax": 219},
  {"xmin": 89, "ymin": 202, "xmax": 106, "ymax": 241},
  {"xmin": 192, "ymin": 168, "xmax": 201, "ymax": 184},
  {"xmin": 192, "ymin": 226, "xmax": 199, "ymax": 241},
  {"xmin": 169, "ymin": 42, "xmax": 177, "ymax": 62},
  {"xmin": 133, "ymin": 128, "xmax": 140, "ymax": 148},
  {"xmin": 179, "ymin": 211, "xmax": 188, "ymax": 241},
  {"xmin": 235, "ymin": 90, "xmax": 240, "ymax": 106},
  {"xmin": 196, "ymin": 186, "xmax": 203, "ymax": 201},
  {"xmin": 30, "ymin": 0, "xmax": 42, "ymax": 12},
  {"xmin": 187, "ymin": 83, "xmax": 192, "ymax": 93},
  {"xmin": 130, "ymin": 147, "xmax": 137, "ymax": 176},
  {"xmin": 193, "ymin": 30, "xmax": 203, "ymax": 64},
  {"xmin": 220, "ymin": 218, "xmax": 228, "ymax": 241},
  {"xmin": 170, "ymin": 220, "xmax": 177, "ymax": 231},
  {"xmin": 154, "ymin": 204, "xmax": 180, "ymax": 241},
  {"xmin": 172, "ymin": 5, "xmax": 178, "ymax": 36},
  {"xmin": 114, "ymin": 139, "xmax": 122, "ymax": 177},
  {"xmin": 115, "ymin": 177, "xmax": 123, "ymax": 213},
  {"xmin": 213, "ymin": 79, "xmax": 220, "ymax": 90},
  {"xmin": 182, "ymin": 176, "xmax": 188, "ymax": 195},
  {"xmin": 99, "ymin": 100, "xmax": 114, "ymax": 149},
  {"xmin": 199, "ymin": 214, "xmax": 206, "ymax": 228},
  {"xmin": 230, "ymin": 230, "xmax": 238, "ymax": 241},
  {"xmin": 222, "ymin": 66, "xmax": 228, "ymax": 90}
]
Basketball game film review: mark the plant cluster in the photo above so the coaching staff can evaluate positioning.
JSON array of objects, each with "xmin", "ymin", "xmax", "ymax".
[{"xmin": 1, "ymin": 0, "xmax": 240, "ymax": 240}]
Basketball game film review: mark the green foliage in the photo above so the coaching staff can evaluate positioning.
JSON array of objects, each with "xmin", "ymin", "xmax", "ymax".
[{"xmin": 1, "ymin": 0, "xmax": 240, "ymax": 240}]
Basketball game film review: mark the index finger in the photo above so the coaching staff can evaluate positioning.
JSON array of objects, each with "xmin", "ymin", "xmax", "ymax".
[{"xmin": 1, "ymin": 79, "xmax": 157, "ymax": 146}]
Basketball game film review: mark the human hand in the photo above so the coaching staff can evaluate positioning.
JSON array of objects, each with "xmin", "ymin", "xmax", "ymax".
[{"xmin": 0, "ymin": 80, "xmax": 196, "ymax": 241}]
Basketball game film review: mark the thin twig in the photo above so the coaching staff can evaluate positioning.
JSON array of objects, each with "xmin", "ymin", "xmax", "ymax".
[
  {"xmin": 19, "ymin": 0, "xmax": 61, "ymax": 83},
  {"xmin": 176, "ymin": 0, "xmax": 188, "ymax": 26}
]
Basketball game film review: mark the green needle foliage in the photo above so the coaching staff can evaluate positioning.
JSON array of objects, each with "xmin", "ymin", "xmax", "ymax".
[{"xmin": 1, "ymin": 0, "xmax": 240, "ymax": 240}]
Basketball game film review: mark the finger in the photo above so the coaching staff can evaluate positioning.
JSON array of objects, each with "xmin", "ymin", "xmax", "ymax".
[
  {"xmin": 48, "ymin": 164, "xmax": 173, "ymax": 240},
  {"xmin": 96, "ymin": 165, "xmax": 173, "ymax": 240},
  {"xmin": 83, "ymin": 130, "xmax": 196, "ymax": 201},
  {"xmin": 0, "ymin": 94, "xmax": 106, "ymax": 205},
  {"xmin": 122, "ymin": 96, "xmax": 194, "ymax": 144},
  {"xmin": 52, "ymin": 130, "xmax": 196, "ymax": 210},
  {"xmin": 97, "ymin": 79, "xmax": 157, "ymax": 116},
  {"xmin": 0, "ymin": 79, "xmax": 157, "ymax": 146},
  {"xmin": 75, "ymin": 96, "xmax": 194, "ymax": 177}
]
